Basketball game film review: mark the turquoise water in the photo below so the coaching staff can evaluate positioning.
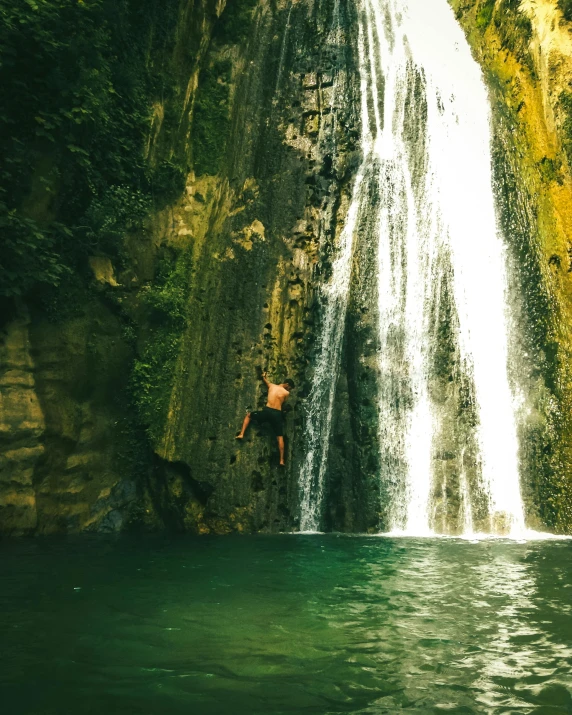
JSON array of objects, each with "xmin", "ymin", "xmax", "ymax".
[{"xmin": 1, "ymin": 535, "xmax": 572, "ymax": 714}]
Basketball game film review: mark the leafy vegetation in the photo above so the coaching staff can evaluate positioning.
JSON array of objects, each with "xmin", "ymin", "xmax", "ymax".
[
  {"xmin": 0, "ymin": 0, "xmax": 261, "ymax": 297},
  {"xmin": 191, "ymin": 0, "xmax": 259, "ymax": 176},
  {"xmin": 559, "ymin": 0, "xmax": 572, "ymax": 22},
  {"xmin": 130, "ymin": 249, "xmax": 192, "ymax": 442},
  {"xmin": 0, "ymin": 0, "xmax": 258, "ymax": 445},
  {"xmin": 476, "ymin": 0, "xmax": 496, "ymax": 30},
  {"xmin": 476, "ymin": 0, "xmax": 533, "ymax": 63},
  {"xmin": 0, "ymin": 0, "xmax": 185, "ymax": 298},
  {"xmin": 559, "ymin": 91, "xmax": 572, "ymax": 168},
  {"xmin": 82, "ymin": 187, "xmax": 151, "ymax": 258},
  {"xmin": 213, "ymin": 0, "xmax": 258, "ymax": 45},
  {"xmin": 492, "ymin": 0, "xmax": 533, "ymax": 73},
  {"xmin": 192, "ymin": 61, "xmax": 232, "ymax": 176},
  {"xmin": 538, "ymin": 157, "xmax": 562, "ymax": 184},
  {"xmin": 496, "ymin": 0, "xmax": 532, "ymax": 40},
  {"xmin": 131, "ymin": 0, "xmax": 260, "ymax": 438}
]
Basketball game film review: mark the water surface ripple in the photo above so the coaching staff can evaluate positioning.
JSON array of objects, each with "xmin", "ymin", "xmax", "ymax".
[{"xmin": 1, "ymin": 536, "xmax": 572, "ymax": 714}]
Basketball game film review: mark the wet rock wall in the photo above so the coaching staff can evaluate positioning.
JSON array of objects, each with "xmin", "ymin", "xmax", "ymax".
[
  {"xmin": 155, "ymin": 0, "xmax": 362, "ymax": 533},
  {"xmin": 450, "ymin": 0, "xmax": 572, "ymax": 532},
  {"xmin": 0, "ymin": 0, "xmax": 364, "ymax": 535}
]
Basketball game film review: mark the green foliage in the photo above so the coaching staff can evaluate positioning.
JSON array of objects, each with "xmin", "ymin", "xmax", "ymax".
[
  {"xmin": 538, "ymin": 157, "xmax": 562, "ymax": 184},
  {"xmin": 214, "ymin": 0, "xmax": 258, "ymax": 45},
  {"xmin": 81, "ymin": 186, "xmax": 151, "ymax": 256},
  {"xmin": 499, "ymin": 0, "xmax": 533, "ymax": 42},
  {"xmin": 190, "ymin": 0, "xmax": 260, "ymax": 176},
  {"xmin": 559, "ymin": 0, "xmax": 572, "ymax": 22},
  {"xmin": 0, "ymin": 212, "xmax": 71, "ymax": 296},
  {"xmin": 476, "ymin": 0, "xmax": 532, "ymax": 42},
  {"xmin": 34, "ymin": 272, "xmax": 93, "ymax": 323},
  {"xmin": 514, "ymin": 13, "xmax": 533, "ymax": 43},
  {"xmin": 192, "ymin": 61, "xmax": 232, "ymax": 176},
  {"xmin": 0, "ymin": 0, "xmax": 260, "ymax": 295},
  {"xmin": 149, "ymin": 161, "xmax": 188, "ymax": 205},
  {"xmin": 559, "ymin": 91, "xmax": 572, "ymax": 168},
  {"xmin": 493, "ymin": 0, "xmax": 533, "ymax": 72},
  {"xmin": 131, "ymin": 249, "xmax": 192, "ymax": 441},
  {"xmin": 0, "ymin": 0, "xmax": 182, "ymax": 297},
  {"xmin": 476, "ymin": 0, "xmax": 496, "ymax": 30},
  {"xmin": 131, "ymin": 332, "xmax": 180, "ymax": 443},
  {"xmin": 113, "ymin": 413, "xmax": 153, "ymax": 486},
  {"xmin": 140, "ymin": 251, "xmax": 191, "ymax": 327}
]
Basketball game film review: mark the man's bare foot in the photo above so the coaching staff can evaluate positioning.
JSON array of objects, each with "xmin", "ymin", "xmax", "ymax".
[
  {"xmin": 279, "ymin": 462, "xmax": 285, "ymax": 467},
  {"xmin": 235, "ymin": 434, "xmax": 244, "ymax": 440}
]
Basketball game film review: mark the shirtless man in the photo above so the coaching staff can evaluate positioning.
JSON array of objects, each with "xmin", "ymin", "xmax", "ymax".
[{"xmin": 236, "ymin": 372, "xmax": 295, "ymax": 466}]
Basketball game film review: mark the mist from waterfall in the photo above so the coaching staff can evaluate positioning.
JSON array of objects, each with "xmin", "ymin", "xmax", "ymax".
[{"xmin": 299, "ymin": 0, "xmax": 527, "ymax": 536}]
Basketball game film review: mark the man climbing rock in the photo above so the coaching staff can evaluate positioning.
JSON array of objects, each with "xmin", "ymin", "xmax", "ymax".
[{"xmin": 236, "ymin": 372, "xmax": 295, "ymax": 466}]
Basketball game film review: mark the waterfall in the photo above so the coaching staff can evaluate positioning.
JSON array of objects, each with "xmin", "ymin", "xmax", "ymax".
[
  {"xmin": 364, "ymin": 0, "xmax": 525, "ymax": 535},
  {"xmin": 298, "ymin": 5, "xmax": 371, "ymax": 533},
  {"xmin": 299, "ymin": 0, "xmax": 527, "ymax": 536},
  {"xmin": 298, "ymin": 171, "xmax": 365, "ymax": 532}
]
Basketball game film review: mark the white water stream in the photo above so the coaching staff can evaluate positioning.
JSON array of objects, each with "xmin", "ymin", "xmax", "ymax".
[
  {"xmin": 298, "ymin": 1, "xmax": 366, "ymax": 533},
  {"xmin": 299, "ymin": 0, "xmax": 527, "ymax": 536}
]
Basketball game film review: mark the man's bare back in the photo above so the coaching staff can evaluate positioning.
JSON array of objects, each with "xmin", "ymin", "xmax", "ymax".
[
  {"xmin": 235, "ymin": 371, "xmax": 296, "ymax": 466},
  {"xmin": 266, "ymin": 381, "xmax": 290, "ymax": 411}
]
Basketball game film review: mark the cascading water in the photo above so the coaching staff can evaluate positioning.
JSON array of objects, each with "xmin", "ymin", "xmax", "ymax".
[
  {"xmin": 298, "ymin": 172, "xmax": 365, "ymax": 532},
  {"xmin": 298, "ymin": 1, "xmax": 367, "ymax": 533},
  {"xmin": 365, "ymin": 0, "xmax": 525, "ymax": 535},
  {"xmin": 299, "ymin": 0, "xmax": 528, "ymax": 536}
]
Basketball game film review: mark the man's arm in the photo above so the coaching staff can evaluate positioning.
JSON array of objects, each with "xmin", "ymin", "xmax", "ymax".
[{"xmin": 262, "ymin": 371, "xmax": 272, "ymax": 387}]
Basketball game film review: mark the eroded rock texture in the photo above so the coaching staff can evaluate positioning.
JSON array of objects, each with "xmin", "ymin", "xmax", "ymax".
[
  {"xmin": 4, "ymin": 0, "xmax": 572, "ymax": 536},
  {"xmin": 153, "ymin": 0, "xmax": 361, "ymax": 534},
  {"xmin": 0, "ymin": 310, "xmax": 44, "ymax": 534},
  {"xmin": 0, "ymin": 0, "xmax": 362, "ymax": 535},
  {"xmin": 450, "ymin": 0, "xmax": 572, "ymax": 531}
]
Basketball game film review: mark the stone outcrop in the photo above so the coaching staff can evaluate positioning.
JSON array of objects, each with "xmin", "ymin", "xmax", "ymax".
[
  {"xmin": 0, "ymin": 0, "xmax": 362, "ymax": 535},
  {"xmin": 0, "ymin": 297, "xmax": 146, "ymax": 535},
  {"xmin": 0, "ymin": 309, "xmax": 44, "ymax": 534},
  {"xmin": 152, "ymin": 0, "xmax": 361, "ymax": 533},
  {"xmin": 3, "ymin": 0, "xmax": 572, "ymax": 536},
  {"xmin": 450, "ymin": 0, "xmax": 572, "ymax": 531}
]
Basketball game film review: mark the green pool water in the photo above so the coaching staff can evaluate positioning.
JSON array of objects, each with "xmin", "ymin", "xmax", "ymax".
[{"xmin": 1, "ymin": 535, "xmax": 572, "ymax": 714}]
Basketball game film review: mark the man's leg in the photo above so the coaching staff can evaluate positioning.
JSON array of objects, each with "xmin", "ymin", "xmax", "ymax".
[
  {"xmin": 236, "ymin": 413, "xmax": 251, "ymax": 439},
  {"xmin": 277, "ymin": 436, "xmax": 285, "ymax": 466}
]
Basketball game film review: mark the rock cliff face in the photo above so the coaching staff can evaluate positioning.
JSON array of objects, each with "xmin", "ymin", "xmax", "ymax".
[
  {"xmin": 0, "ymin": 294, "xmax": 146, "ymax": 535},
  {"xmin": 0, "ymin": 309, "xmax": 45, "ymax": 534},
  {"xmin": 3, "ymin": 0, "xmax": 572, "ymax": 536},
  {"xmin": 0, "ymin": 0, "xmax": 362, "ymax": 535},
  {"xmin": 1, "ymin": 0, "xmax": 228, "ymax": 535},
  {"xmin": 449, "ymin": 0, "xmax": 572, "ymax": 531},
  {"xmin": 153, "ymin": 0, "xmax": 361, "ymax": 534}
]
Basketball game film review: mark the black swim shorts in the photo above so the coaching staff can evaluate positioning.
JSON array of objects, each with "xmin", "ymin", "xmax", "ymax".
[{"xmin": 250, "ymin": 407, "xmax": 284, "ymax": 437}]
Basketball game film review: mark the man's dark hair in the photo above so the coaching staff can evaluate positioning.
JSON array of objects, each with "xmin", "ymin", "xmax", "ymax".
[{"xmin": 284, "ymin": 378, "xmax": 296, "ymax": 389}]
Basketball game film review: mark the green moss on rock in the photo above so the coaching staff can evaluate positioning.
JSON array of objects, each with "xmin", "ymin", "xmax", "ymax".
[
  {"xmin": 192, "ymin": 60, "xmax": 232, "ymax": 176},
  {"xmin": 0, "ymin": 0, "xmax": 207, "ymax": 298},
  {"xmin": 559, "ymin": 0, "xmax": 572, "ymax": 22},
  {"xmin": 131, "ymin": 249, "xmax": 192, "ymax": 443},
  {"xmin": 476, "ymin": 0, "xmax": 496, "ymax": 30}
]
